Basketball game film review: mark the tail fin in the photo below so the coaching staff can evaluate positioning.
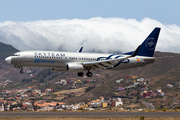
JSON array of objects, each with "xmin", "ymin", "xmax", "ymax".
[
  {"xmin": 137, "ymin": 27, "xmax": 161, "ymax": 57},
  {"xmin": 77, "ymin": 47, "xmax": 83, "ymax": 53}
]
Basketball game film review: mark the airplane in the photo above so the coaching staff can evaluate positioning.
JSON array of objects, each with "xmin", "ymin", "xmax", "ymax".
[{"xmin": 5, "ymin": 27, "xmax": 162, "ymax": 77}]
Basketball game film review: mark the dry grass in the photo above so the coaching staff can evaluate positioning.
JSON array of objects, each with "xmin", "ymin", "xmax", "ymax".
[
  {"xmin": 1, "ymin": 117, "xmax": 180, "ymax": 120},
  {"xmin": 53, "ymin": 87, "xmax": 88, "ymax": 95}
]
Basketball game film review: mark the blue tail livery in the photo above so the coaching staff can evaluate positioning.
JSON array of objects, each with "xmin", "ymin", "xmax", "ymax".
[{"xmin": 137, "ymin": 27, "xmax": 160, "ymax": 57}]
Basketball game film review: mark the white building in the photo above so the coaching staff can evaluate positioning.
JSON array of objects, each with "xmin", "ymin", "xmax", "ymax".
[
  {"xmin": 115, "ymin": 97, "xmax": 123, "ymax": 106},
  {"xmin": 0, "ymin": 104, "xmax": 4, "ymax": 111}
]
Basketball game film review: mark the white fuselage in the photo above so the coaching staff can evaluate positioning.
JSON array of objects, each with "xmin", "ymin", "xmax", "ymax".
[{"xmin": 6, "ymin": 51, "xmax": 154, "ymax": 72}]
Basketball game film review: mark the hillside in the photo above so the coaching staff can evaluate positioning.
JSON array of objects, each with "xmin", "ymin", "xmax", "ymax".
[
  {"xmin": 0, "ymin": 42, "xmax": 36, "ymax": 83},
  {"xmin": 0, "ymin": 42, "xmax": 19, "ymax": 60},
  {"xmin": 60, "ymin": 52, "xmax": 180, "ymax": 103},
  {"xmin": 1, "ymin": 42, "xmax": 180, "ymax": 104}
]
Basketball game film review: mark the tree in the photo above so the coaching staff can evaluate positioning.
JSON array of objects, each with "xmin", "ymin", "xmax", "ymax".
[
  {"xmin": 10, "ymin": 104, "xmax": 13, "ymax": 111},
  {"xmin": 126, "ymin": 88, "xmax": 130, "ymax": 96},
  {"xmin": 40, "ymin": 78, "xmax": 44, "ymax": 83},
  {"xmin": 56, "ymin": 103, "xmax": 59, "ymax": 110},
  {"xmin": 136, "ymin": 84, "xmax": 141, "ymax": 103},
  {"xmin": 17, "ymin": 103, "xmax": 23, "ymax": 108},
  {"xmin": 33, "ymin": 104, "xmax": 38, "ymax": 111}
]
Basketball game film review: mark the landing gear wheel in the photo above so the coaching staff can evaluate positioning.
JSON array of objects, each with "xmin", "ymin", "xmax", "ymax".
[
  {"xmin": 86, "ymin": 72, "xmax": 93, "ymax": 77},
  {"xmin": 20, "ymin": 70, "xmax": 24, "ymax": 74},
  {"xmin": 77, "ymin": 72, "xmax": 83, "ymax": 77}
]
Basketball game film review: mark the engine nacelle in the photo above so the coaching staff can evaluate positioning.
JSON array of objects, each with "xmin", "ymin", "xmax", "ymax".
[{"xmin": 66, "ymin": 63, "xmax": 84, "ymax": 72}]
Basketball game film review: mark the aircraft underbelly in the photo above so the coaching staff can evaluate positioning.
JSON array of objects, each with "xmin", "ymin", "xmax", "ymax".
[
  {"xmin": 112, "ymin": 63, "xmax": 137, "ymax": 70},
  {"xmin": 112, "ymin": 60, "xmax": 154, "ymax": 70}
]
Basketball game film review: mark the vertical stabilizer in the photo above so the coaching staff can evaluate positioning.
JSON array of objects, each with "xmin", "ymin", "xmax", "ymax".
[
  {"xmin": 137, "ymin": 27, "xmax": 161, "ymax": 57},
  {"xmin": 77, "ymin": 47, "xmax": 83, "ymax": 53}
]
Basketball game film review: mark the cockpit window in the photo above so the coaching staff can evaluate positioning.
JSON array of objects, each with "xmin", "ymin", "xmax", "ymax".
[{"xmin": 12, "ymin": 54, "xmax": 20, "ymax": 56}]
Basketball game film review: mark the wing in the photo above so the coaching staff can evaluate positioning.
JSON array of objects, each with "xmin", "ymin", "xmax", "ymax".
[{"xmin": 83, "ymin": 45, "xmax": 141, "ymax": 70}]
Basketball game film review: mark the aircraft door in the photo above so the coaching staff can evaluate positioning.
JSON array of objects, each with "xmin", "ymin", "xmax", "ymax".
[
  {"xmin": 26, "ymin": 53, "xmax": 33, "ymax": 65},
  {"xmin": 26, "ymin": 54, "xmax": 31, "ymax": 61}
]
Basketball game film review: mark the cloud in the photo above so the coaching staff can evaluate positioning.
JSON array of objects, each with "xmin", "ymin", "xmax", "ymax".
[{"xmin": 0, "ymin": 17, "xmax": 180, "ymax": 53}]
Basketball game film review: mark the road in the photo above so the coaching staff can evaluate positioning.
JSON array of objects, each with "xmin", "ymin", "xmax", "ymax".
[
  {"xmin": 0, "ymin": 112, "xmax": 180, "ymax": 118},
  {"xmin": 171, "ymin": 97, "xmax": 176, "ymax": 108},
  {"xmin": 139, "ymin": 100, "xmax": 155, "ymax": 109}
]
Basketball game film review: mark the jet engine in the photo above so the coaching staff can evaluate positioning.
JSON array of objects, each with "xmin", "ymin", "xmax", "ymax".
[{"xmin": 66, "ymin": 63, "xmax": 84, "ymax": 72}]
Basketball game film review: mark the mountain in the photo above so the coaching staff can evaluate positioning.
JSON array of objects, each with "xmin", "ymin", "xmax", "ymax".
[
  {"xmin": 1, "ymin": 42, "xmax": 180, "ymax": 104},
  {"xmin": 0, "ymin": 42, "xmax": 19, "ymax": 60},
  {"xmin": 0, "ymin": 42, "xmax": 32, "ymax": 83},
  {"xmin": 59, "ymin": 51, "xmax": 180, "ymax": 103}
]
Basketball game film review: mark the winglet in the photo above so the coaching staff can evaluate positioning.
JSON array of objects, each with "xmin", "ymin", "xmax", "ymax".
[{"xmin": 77, "ymin": 47, "xmax": 83, "ymax": 53}]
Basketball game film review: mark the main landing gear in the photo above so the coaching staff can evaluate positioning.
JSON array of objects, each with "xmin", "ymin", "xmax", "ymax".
[
  {"xmin": 86, "ymin": 71, "xmax": 93, "ymax": 77},
  {"xmin": 77, "ymin": 71, "xmax": 93, "ymax": 77}
]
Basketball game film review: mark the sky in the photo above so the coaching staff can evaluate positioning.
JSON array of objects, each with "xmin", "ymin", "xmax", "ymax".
[{"xmin": 0, "ymin": 0, "xmax": 180, "ymax": 53}]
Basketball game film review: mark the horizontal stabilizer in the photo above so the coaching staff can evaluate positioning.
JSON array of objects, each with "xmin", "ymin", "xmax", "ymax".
[{"xmin": 145, "ymin": 56, "xmax": 174, "ymax": 60}]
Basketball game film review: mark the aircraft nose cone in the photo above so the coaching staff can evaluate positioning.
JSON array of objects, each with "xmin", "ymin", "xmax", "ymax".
[{"xmin": 5, "ymin": 57, "xmax": 11, "ymax": 64}]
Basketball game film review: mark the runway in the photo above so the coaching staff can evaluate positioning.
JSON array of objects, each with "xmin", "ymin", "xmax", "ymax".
[{"xmin": 0, "ymin": 112, "xmax": 180, "ymax": 118}]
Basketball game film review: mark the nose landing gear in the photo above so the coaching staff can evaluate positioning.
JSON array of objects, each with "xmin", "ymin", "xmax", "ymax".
[
  {"xmin": 14, "ymin": 66, "xmax": 26, "ymax": 74},
  {"xmin": 20, "ymin": 69, "xmax": 25, "ymax": 74},
  {"xmin": 20, "ymin": 68, "xmax": 26, "ymax": 74}
]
